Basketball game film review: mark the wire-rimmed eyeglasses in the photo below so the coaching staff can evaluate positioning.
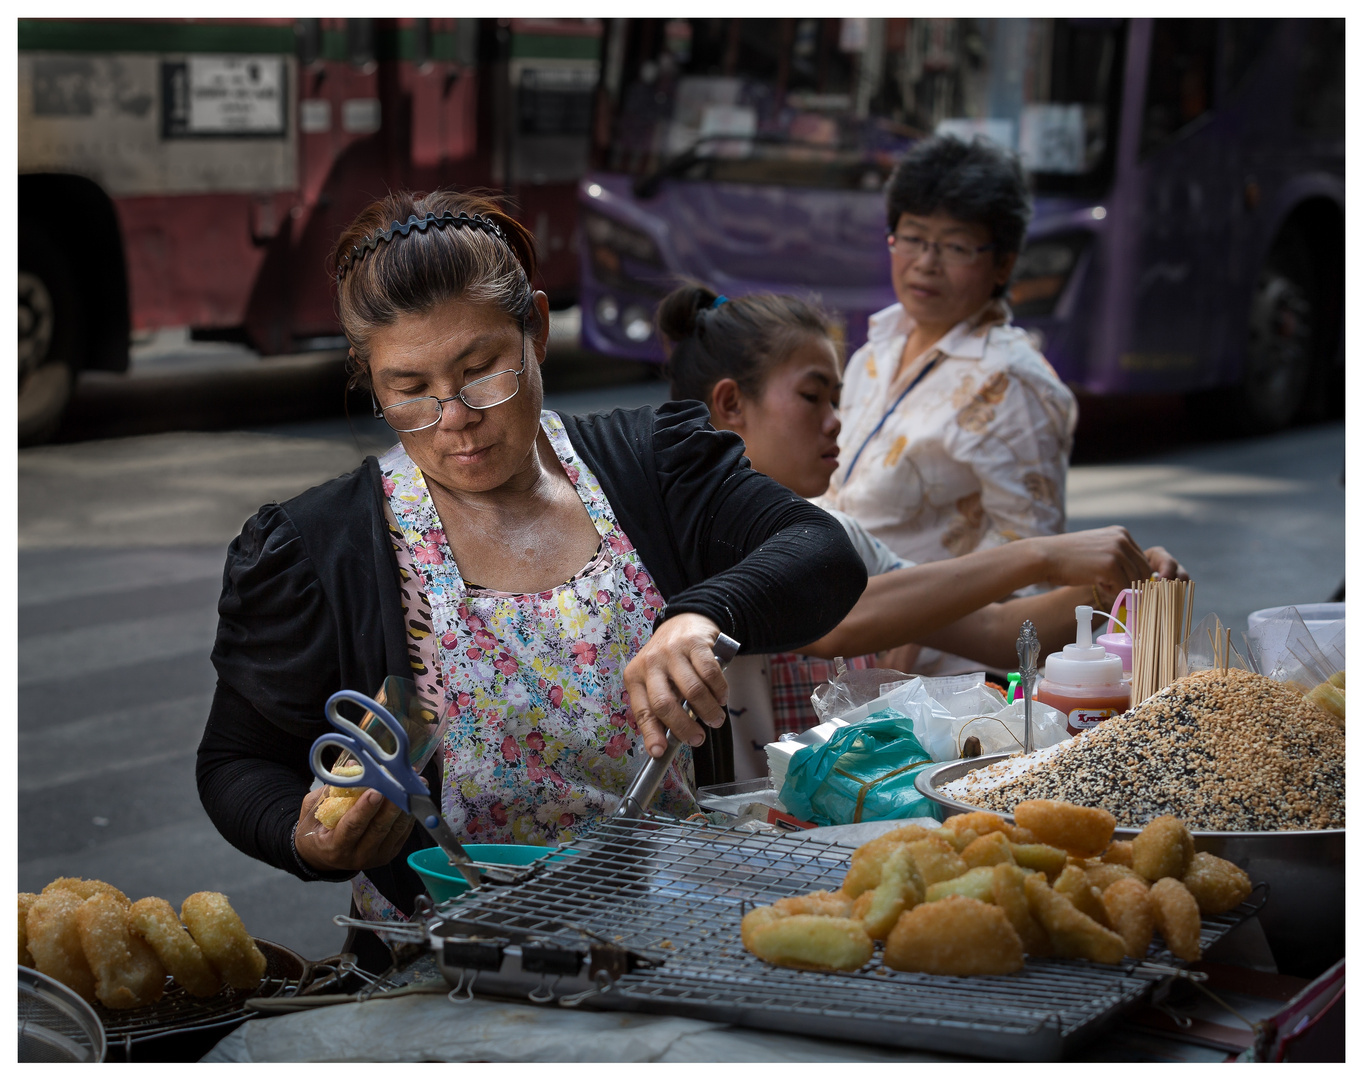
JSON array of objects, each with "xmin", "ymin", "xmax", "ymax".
[
  {"xmin": 887, "ymin": 231, "xmax": 995, "ymax": 267},
  {"xmin": 372, "ymin": 324, "xmax": 527, "ymax": 433}
]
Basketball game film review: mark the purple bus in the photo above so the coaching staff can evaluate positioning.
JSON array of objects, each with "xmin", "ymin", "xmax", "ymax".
[{"xmin": 578, "ymin": 18, "xmax": 1343, "ymax": 431}]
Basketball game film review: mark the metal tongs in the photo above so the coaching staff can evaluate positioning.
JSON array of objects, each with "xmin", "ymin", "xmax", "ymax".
[
  {"xmin": 612, "ymin": 632, "xmax": 741, "ymax": 818},
  {"xmin": 1016, "ymin": 620, "xmax": 1040, "ymax": 753}
]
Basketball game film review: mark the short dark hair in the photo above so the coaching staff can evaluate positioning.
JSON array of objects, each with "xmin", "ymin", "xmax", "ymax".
[
  {"xmin": 885, "ymin": 134, "xmax": 1033, "ymax": 257},
  {"xmin": 658, "ymin": 283, "xmax": 833, "ymax": 405}
]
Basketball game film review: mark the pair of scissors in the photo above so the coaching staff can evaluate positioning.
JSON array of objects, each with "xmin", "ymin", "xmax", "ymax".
[{"xmin": 311, "ymin": 690, "xmax": 490, "ymax": 889}]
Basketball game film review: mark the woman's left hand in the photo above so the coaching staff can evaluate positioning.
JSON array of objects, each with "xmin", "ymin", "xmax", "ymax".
[{"xmin": 624, "ymin": 613, "xmax": 730, "ymax": 759}]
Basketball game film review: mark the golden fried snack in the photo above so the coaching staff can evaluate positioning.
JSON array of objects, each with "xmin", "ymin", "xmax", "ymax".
[
  {"xmin": 1013, "ymin": 800, "xmax": 1116, "ymax": 858},
  {"xmin": 961, "ymin": 831, "xmax": 1015, "ymax": 869},
  {"xmin": 1101, "ymin": 878, "xmax": 1154, "ymax": 959},
  {"xmin": 1100, "ymin": 840, "xmax": 1134, "ymax": 867},
  {"xmin": 1023, "ymin": 875, "xmax": 1126, "ymax": 964},
  {"xmin": 884, "ymin": 896, "xmax": 1025, "ymax": 976},
  {"xmin": 128, "ymin": 897, "xmax": 222, "ymax": 998},
  {"xmin": 741, "ymin": 906, "xmax": 874, "ymax": 972},
  {"xmin": 944, "ymin": 809, "xmax": 1035, "ymax": 843},
  {"xmin": 925, "ymin": 867, "xmax": 997, "ymax": 904},
  {"xmin": 1131, "ymin": 816, "xmax": 1195, "ymax": 882},
  {"xmin": 1052, "ymin": 865, "xmax": 1110, "ymax": 927},
  {"xmin": 932, "ymin": 826, "xmax": 979, "ymax": 852},
  {"xmin": 19, "ymin": 893, "xmax": 37, "ymax": 967},
  {"xmin": 1180, "ymin": 851, "xmax": 1252, "ymax": 916},
  {"xmin": 903, "ymin": 839, "xmax": 969, "ymax": 889},
  {"xmin": 1010, "ymin": 843, "xmax": 1069, "ymax": 881},
  {"xmin": 314, "ymin": 795, "xmax": 362, "ymax": 830},
  {"xmin": 842, "ymin": 832, "xmax": 922, "ymax": 897},
  {"xmin": 1149, "ymin": 877, "xmax": 1202, "ymax": 961},
  {"xmin": 1305, "ymin": 681, "xmax": 1344, "ymax": 724},
  {"xmin": 772, "ymin": 890, "xmax": 854, "ymax": 919},
  {"xmin": 851, "ymin": 848, "xmax": 921, "ymax": 940},
  {"xmin": 42, "ymin": 877, "xmax": 130, "ymax": 906},
  {"xmin": 991, "ymin": 865, "xmax": 1051, "ymax": 957},
  {"xmin": 1083, "ymin": 861, "xmax": 1143, "ymax": 893},
  {"xmin": 25, "ymin": 890, "xmax": 98, "ymax": 1002},
  {"xmin": 181, "ymin": 892, "xmax": 267, "ymax": 990},
  {"xmin": 75, "ymin": 893, "xmax": 167, "ymax": 1009}
]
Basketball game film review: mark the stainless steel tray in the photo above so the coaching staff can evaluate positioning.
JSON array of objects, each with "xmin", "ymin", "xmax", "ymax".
[
  {"xmin": 915, "ymin": 753, "xmax": 1345, "ymax": 976},
  {"xmin": 431, "ymin": 817, "xmax": 1262, "ymax": 1061}
]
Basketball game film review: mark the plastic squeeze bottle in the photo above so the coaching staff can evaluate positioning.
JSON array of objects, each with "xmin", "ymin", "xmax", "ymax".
[{"xmin": 1034, "ymin": 605, "xmax": 1131, "ymax": 737}]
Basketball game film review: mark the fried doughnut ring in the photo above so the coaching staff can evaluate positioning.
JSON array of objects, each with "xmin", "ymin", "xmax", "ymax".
[
  {"xmin": 1149, "ymin": 877, "xmax": 1202, "ymax": 961},
  {"xmin": 1013, "ymin": 800, "xmax": 1116, "ymax": 858},
  {"xmin": 741, "ymin": 906, "xmax": 874, "ymax": 972},
  {"xmin": 181, "ymin": 892, "xmax": 267, "ymax": 990},
  {"xmin": 25, "ymin": 890, "xmax": 98, "ymax": 1002},
  {"xmin": 42, "ymin": 877, "xmax": 130, "ymax": 906},
  {"xmin": 1132, "ymin": 816, "xmax": 1194, "ymax": 882},
  {"xmin": 884, "ymin": 896, "xmax": 1025, "ymax": 976},
  {"xmin": 1101, "ymin": 878, "xmax": 1154, "ymax": 959},
  {"xmin": 851, "ymin": 848, "xmax": 921, "ymax": 940},
  {"xmin": 772, "ymin": 890, "xmax": 854, "ymax": 919},
  {"xmin": 1181, "ymin": 851, "xmax": 1252, "ymax": 916},
  {"xmin": 19, "ymin": 892, "xmax": 37, "ymax": 967},
  {"xmin": 1023, "ymin": 875, "xmax": 1126, "ymax": 964},
  {"xmin": 991, "ymin": 865, "xmax": 1051, "ymax": 956},
  {"xmin": 128, "ymin": 897, "xmax": 223, "ymax": 998},
  {"xmin": 961, "ymin": 831, "xmax": 1015, "ymax": 869},
  {"xmin": 75, "ymin": 893, "xmax": 167, "ymax": 1009}
]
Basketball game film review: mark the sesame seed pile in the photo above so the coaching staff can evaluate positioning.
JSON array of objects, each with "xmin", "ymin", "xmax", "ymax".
[{"xmin": 952, "ymin": 669, "xmax": 1344, "ymax": 831}]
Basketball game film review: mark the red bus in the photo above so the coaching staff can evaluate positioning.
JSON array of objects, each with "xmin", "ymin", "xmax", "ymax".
[{"xmin": 18, "ymin": 17, "xmax": 601, "ymax": 443}]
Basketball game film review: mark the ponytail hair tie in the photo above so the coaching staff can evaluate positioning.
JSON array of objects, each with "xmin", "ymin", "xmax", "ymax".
[{"xmin": 711, "ymin": 295, "xmax": 729, "ymax": 309}]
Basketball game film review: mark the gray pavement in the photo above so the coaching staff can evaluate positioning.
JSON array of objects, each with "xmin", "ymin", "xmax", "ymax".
[{"xmin": 16, "ymin": 347, "xmax": 1344, "ymax": 962}]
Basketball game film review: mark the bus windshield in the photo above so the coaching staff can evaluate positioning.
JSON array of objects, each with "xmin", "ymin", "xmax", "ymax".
[{"xmin": 598, "ymin": 18, "xmax": 1124, "ymax": 196}]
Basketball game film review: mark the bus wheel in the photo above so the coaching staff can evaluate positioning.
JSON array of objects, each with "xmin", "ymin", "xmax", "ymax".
[
  {"xmin": 1237, "ymin": 234, "xmax": 1315, "ymax": 434},
  {"xmin": 18, "ymin": 225, "xmax": 80, "ymax": 446}
]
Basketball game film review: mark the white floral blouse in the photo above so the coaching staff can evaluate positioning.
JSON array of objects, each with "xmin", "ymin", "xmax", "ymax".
[{"xmin": 819, "ymin": 299, "xmax": 1078, "ymax": 565}]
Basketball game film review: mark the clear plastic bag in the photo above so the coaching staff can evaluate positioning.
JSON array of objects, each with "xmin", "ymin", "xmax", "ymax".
[
  {"xmin": 1244, "ymin": 607, "xmax": 1345, "ymax": 724},
  {"xmin": 809, "ymin": 658, "xmax": 913, "ymax": 723}
]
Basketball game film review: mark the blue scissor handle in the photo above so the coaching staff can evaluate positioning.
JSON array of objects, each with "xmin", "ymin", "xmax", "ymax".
[{"xmin": 310, "ymin": 691, "xmax": 423, "ymax": 814}]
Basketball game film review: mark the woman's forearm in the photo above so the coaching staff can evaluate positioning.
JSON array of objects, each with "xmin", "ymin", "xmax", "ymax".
[{"xmin": 798, "ymin": 538, "xmax": 1053, "ymax": 658}]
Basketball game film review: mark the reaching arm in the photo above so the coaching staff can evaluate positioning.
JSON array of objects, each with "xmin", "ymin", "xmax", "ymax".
[{"xmin": 799, "ymin": 526, "xmax": 1166, "ymax": 660}]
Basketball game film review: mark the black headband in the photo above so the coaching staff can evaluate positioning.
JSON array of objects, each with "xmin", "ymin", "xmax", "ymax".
[{"xmin": 335, "ymin": 210, "xmax": 514, "ymax": 284}]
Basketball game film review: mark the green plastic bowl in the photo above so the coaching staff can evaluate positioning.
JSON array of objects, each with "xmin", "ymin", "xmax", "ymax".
[{"xmin": 408, "ymin": 843, "xmax": 558, "ymax": 904}]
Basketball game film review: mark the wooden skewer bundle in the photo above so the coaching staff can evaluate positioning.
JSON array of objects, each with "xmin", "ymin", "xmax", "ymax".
[{"xmin": 1129, "ymin": 578, "xmax": 1195, "ymax": 704}]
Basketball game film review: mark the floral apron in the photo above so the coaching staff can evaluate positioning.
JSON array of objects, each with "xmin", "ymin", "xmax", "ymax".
[{"xmin": 352, "ymin": 411, "xmax": 696, "ymax": 924}]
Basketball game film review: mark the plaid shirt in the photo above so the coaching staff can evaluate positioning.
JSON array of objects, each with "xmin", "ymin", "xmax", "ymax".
[{"xmin": 767, "ymin": 652, "xmax": 881, "ymax": 736}]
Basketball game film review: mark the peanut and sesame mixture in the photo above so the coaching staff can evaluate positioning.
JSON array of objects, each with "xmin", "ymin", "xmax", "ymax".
[{"xmin": 949, "ymin": 670, "xmax": 1344, "ymax": 831}]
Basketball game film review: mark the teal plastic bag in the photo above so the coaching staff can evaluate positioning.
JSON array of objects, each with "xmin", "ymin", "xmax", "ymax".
[{"xmin": 779, "ymin": 709, "xmax": 943, "ymax": 826}]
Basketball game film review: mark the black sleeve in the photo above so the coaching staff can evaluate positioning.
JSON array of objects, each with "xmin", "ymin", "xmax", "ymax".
[
  {"xmin": 648, "ymin": 403, "xmax": 868, "ymax": 653},
  {"xmin": 210, "ymin": 502, "xmax": 339, "ymax": 739},
  {"xmin": 196, "ymin": 680, "xmax": 354, "ymax": 882}
]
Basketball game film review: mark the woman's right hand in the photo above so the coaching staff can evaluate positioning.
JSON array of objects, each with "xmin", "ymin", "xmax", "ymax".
[
  {"xmin": 1028, "ymin": 526, "xmax": 1153, "ymax": 597},
  {"xmin": 294, "ymin": 786, "xmax": 418, "ymax": 874}
]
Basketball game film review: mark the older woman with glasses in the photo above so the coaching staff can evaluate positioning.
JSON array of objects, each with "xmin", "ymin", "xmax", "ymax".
[
  {"xmin": 818, "ymin": 134, "xmax": 1079, "ymax": 676},
  {"xmin": 196, "ymin": 191, "xmax": 866, "ymax": 970}
]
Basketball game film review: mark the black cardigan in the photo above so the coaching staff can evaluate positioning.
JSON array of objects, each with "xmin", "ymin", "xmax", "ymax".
[{"xmin": 197, "ymin": 403, "xmax": 866, "ymax": 962}]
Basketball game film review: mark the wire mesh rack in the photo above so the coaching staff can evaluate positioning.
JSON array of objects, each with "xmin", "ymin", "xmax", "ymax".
[{"xmin": 441, "ymin": 817, "xmax": 1264, "ymax": 1060}]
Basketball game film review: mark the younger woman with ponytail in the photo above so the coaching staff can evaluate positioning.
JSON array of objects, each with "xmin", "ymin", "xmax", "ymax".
[{"xmin": 658, "ymin": 283, "xmax": 1186, "ymax": 778}]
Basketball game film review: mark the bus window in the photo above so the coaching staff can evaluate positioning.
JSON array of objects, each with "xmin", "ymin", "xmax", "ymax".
[
  {"xmin": 1140, "ymin": 18, "xmax": 1217, "ymax": 157},
  {"xmin": 1293, "ymin": 18, "xmax": 1344, "ymax": 137},
  {"xmin": 1221, "ymin": 18, "xmax": 1277, "ymax": 96}
]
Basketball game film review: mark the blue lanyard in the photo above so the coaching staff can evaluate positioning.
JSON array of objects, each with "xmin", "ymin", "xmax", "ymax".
[{"xmin": 840, "ymin": 355, "xmax": 941, "ymax": 485}]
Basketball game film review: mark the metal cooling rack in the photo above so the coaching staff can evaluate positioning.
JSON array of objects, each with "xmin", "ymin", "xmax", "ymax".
[{"xmin": 440, "ymin": 817, "xmax": 1264, "ymax": 1061}]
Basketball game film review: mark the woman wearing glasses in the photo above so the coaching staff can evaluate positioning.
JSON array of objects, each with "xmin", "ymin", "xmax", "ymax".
[
  {"xmin": 817, "ymin": 134, "xmax": 1078, "ymax": 676},
  {"xmin": 197, "ymin": 191, "xmax": 866, "ymax": 970}
]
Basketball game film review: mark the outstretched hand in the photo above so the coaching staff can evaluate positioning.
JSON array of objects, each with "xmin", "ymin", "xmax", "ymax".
[
  {"xmin": 1031, "ymin": 526, "xmax": 1153, "ymax": 595},
  {"xmin": 623, "ymin": 612, "xmax": 729, "ymax": 759}
]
